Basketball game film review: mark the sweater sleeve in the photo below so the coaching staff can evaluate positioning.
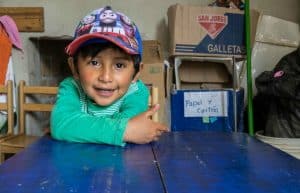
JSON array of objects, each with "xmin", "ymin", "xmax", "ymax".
[
  {"xmin": 50, "ymin": 78, "xmax": 149, "ymax": 146},
  {"xmin": 113, "ymin": 80, "xmax": 150, "ymax": 119}
]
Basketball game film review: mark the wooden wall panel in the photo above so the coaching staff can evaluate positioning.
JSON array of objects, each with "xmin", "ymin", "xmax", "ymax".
[{"xmin": 0, "ymin": 7, "xmax": 44, "ymax": 32}]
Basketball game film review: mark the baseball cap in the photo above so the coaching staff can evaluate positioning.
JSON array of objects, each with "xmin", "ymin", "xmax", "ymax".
[{"xmin": 65, "ymin": 6, "xmax": 142, "ymax": 59}]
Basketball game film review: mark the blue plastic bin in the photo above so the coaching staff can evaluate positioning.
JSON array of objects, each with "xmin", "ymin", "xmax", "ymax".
[{"xmin": 171, "ymin": 88, "xmax": 244, "ymax": 132}]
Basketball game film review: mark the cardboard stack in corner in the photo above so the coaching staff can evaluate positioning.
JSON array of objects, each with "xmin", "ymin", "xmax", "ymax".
[
  {"xmin": 167, "ymin": 4, "xmax": 246, "ymax": 132},
  {"xmin": 139, "ymin": 40, "xmax": 166, "ymax": 124}
]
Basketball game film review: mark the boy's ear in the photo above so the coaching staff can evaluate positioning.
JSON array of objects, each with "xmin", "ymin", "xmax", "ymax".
[
  {"xmin": 68, "ymin": 57, "xmax": 79, "ymax": 79},
  {"xmin": 132, "ymin": 62, "xmax": 143, "ymax": 83}
]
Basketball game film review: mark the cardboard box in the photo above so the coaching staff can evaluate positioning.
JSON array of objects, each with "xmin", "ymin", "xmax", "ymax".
[
  {"xmin": 140, "ymin": 40, "xmax": 166, "ymax": 124},
  {"xmin": 142, "ymin": 40, "xmax": 164, "ymax": 63},
  {"xmin": 179, "ymin": 61, "xmax": 230, "ymax": 82},
  {"xmin": 168, "ymin": 4, "xmax": 245, "ymax": 57},
  {"xmin": 180, "ymin": 82, "xmax": 231, "ymax": 90},
  {"xmin": 140, "ymin": 62, "xmax": 164, "ymax": 96},
  {"xmin": 170, "ymin": 89, "xmax": 244, "ymax": 131},
  {"xmin": 173, "ymin": 56, "xmax": 236, "ymax": 90},
  {"xmin": 164, "ymin": 61, "xmax": 173, "ymax": 98},
  {"xmin": 178, "ymin": 60, "xmax": 232, "ymax": 89}
]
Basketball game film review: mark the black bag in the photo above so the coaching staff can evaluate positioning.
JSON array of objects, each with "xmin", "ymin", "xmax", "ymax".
[{"xmin": 254, "ymin": 47, "xmax": 300, "ymax": 138}]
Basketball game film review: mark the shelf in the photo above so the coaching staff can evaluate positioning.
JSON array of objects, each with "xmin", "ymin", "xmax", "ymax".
[{"xmin": 29, "ymin": 35, "xmax": 73, "ymax": 42}]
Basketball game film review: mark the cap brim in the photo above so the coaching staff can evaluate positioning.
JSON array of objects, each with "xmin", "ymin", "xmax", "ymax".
[{"xmin": 66, "ymin": 33, "xmax": 139, "ymax": 56}]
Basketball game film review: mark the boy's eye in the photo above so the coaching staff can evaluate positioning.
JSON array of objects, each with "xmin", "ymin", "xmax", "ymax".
[
  {"xmin": 115, "ymin": 63, "xmax": 125, "ymax": 69},
  {"xmin": 89, "ymin": 60, "xmax": 100, "ymax": 66}
]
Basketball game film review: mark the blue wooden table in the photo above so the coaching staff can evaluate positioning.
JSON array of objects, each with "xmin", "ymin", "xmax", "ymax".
[
  {"xmin": 153, "ymin": 131, "xmax": 300, "ymax": 193},
  {"xmin": 0, "ymin": 131, "xmax": 300, "ymax": 193},
  {"xmin": 0, "ymin": 135, "xmax": 164, "ymax": 193}
]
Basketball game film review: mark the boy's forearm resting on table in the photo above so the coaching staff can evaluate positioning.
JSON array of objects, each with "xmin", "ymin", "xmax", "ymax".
[
  {"xmin": 50, "ymin": 100, "xmax": 148, "ymax": 146},
  {"xmin": 51, "ymin": 109, "xmax": 130, "ymax": 146}
]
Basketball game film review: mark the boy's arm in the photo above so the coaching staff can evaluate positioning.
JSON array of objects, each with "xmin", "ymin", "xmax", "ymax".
[
  {"xmin": 50, "ymin": 78, "xmax": 130, "ymax": 146},
  {"xmin": 116, "ymin": 81, "xmax": 169, "ymax": 144},
  {"xmin": 123, "ymin": 104, "xmax": 169, "ymax": 144}
]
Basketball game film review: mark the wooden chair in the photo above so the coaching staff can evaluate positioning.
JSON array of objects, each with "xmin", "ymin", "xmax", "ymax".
[
  {"xmin": 149, "ymin": 86, "xmax": 159, "ymax": 122},
  {"xmin": 0, "ymin": 80, "xmax": 14, "ymax": 163},
  {"xmin": 0, "ymin": 80, "xmax": 58, "ymax": 161}
]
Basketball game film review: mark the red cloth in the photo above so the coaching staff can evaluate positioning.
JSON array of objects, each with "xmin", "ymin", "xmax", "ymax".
[{"xmin": 0, "ymin": 25, "xmax": 12, "ymax": 85}]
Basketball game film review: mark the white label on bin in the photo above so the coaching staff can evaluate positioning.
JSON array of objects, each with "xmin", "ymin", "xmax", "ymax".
[{"xmin": 184, "ymin": 91, "xmax": 228, "ymax": 117}]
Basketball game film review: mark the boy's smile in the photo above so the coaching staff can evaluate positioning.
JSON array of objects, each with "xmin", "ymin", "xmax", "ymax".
[
  {"xmin": 93, "ymin": 86, "xmax": 116, "ymax": 97},
  {"xmin": 71, "ymin": 47, "xmax": 137, "ymax": 106}
]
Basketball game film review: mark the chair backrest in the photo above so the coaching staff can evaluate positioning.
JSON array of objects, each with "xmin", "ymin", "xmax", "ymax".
[
  {"xmin": 0, "ymin": 80, "xmax": 14, "ymax": 135},
  {"xmin": 18, "ymin": 80, "xmax": 58, "ymax": 134},
  {"xmin": 148, "ymin": 86, "xmax": 159, "ymax": 122}
]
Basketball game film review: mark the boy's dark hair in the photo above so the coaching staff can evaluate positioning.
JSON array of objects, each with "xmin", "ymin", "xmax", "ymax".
[{"xmin": 72, "ymin": 42, "xmax": 141, "ymax": 78}]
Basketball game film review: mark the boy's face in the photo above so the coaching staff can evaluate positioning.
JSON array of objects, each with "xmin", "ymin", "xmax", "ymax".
[{"xmin": 69, "ymin": 47, "xmax": 138, "ymax": 106}]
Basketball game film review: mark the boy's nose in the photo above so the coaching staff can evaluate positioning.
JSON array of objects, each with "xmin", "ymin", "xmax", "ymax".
[{"xmin": 99, "ymin": 66, "xmax": 113, "ymax": 82}]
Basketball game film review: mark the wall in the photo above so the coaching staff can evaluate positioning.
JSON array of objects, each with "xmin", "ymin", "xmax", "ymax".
[
  {"xmin": 1, "ymin": 0, "xmax": 299, "ymax": 135},
  {"xmin": 1, "ymin": 0, "xmax": 299, "ymax": 84},
  {"xmin": 251, "ymin": 0, "xmax": 300, "ymax": 23}
]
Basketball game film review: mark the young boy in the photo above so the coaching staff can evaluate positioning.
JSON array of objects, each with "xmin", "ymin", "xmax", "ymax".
[{"xmin": 50, "ymin": 6, "xmax": 168, "ymax": 146}]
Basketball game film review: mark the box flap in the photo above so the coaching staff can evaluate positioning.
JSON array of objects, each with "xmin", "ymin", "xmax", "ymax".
[
  {"xmin": 180, "ymin": 82, "xmax": 229, "ymax": 89},
  {"xmin": 179, "ymin": 61, "xmax": 231, "ymax": 83}
]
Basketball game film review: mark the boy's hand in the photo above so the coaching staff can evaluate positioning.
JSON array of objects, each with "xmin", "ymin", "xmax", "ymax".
[{"xmin": 123, "ymin": 104, "xmax": 169, "ymax": 144}]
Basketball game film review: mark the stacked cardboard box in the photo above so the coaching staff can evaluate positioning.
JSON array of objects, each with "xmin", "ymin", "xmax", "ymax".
[
  {"xmin": 167, "ymin": 4, "xmax": 245, "ymax": 131},
  {"xmin": 168, "ymin": 4, "xmax": 245, "ymax": 57},
  {"xmin": 174, "ymin": 56, "xmax": 235, "ymax": 90},
  {"xmin": 139, "ymin": 40, "xmax": 167, "ymax": 124}
]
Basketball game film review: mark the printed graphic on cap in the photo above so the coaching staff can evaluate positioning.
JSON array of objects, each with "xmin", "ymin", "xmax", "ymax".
[
  {"xmin": 198, "ymin": 14, "xmax": 228, "ymax": 39},
  {"xmin": 75, "ymin": 6, "xmax": 139, "ymax": 52}
]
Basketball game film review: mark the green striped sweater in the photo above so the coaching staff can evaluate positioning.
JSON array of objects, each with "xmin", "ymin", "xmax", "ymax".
[{"xmin": 50, "ymin": 77, "xmax": 149, "ymax": 146}]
